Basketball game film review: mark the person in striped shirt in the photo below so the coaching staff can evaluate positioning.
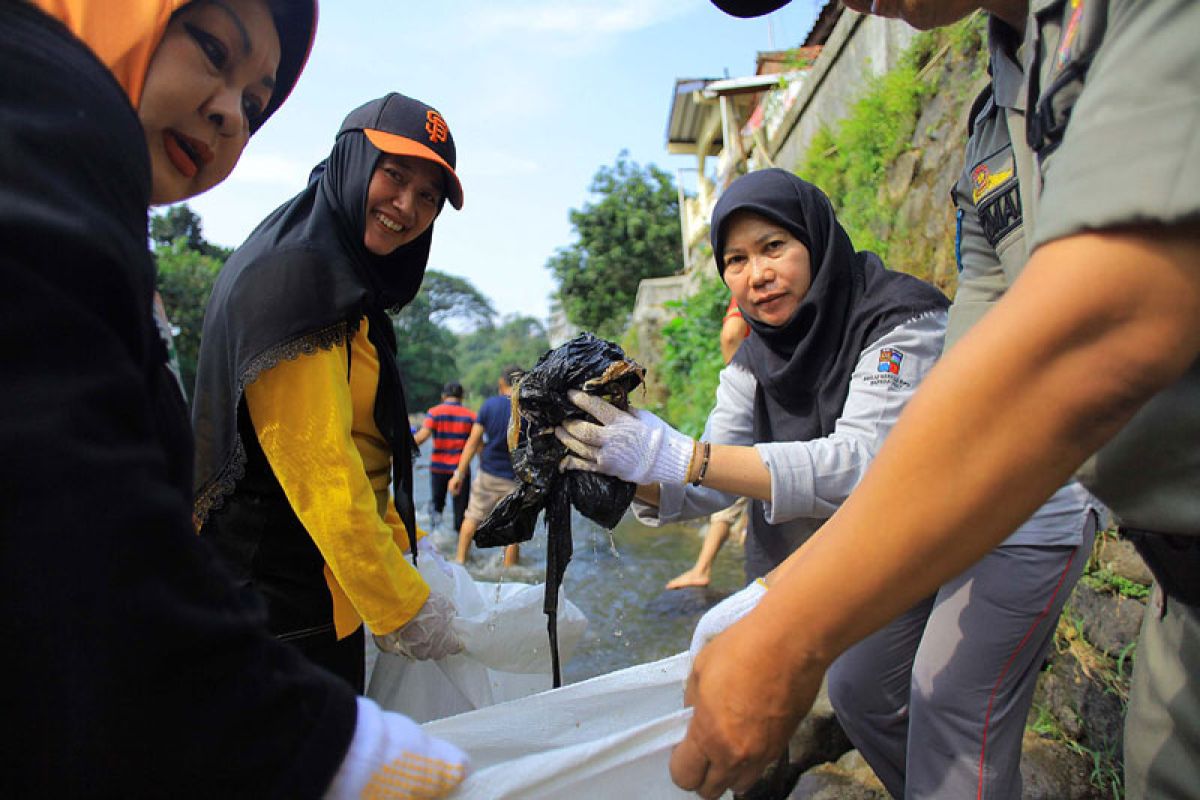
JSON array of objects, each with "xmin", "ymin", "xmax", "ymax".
[{"xmin": 414, "ymin": 381, "xmax": 477, "ymax": 532}]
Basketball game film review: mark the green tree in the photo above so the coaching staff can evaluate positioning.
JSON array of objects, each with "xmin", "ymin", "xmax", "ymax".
[
  {"xmin": 456, "ymin": 315, "xmax": 550, "ymax": 402},
  {"xmin": 393, "ymin": 270, "xmax": 496, "ymax": 410},
  {"xmin": 418, "ymin": 270, "xmax": 494, "ymax": 328},
  {"xmin": 547, "ymin": 151, "xmax": 683, "ymax": 339},
  {"xmin": 151, "ymin": 204, "xmax": 232, "ymax": 260},
  {"xmin": 154, "ymin": 237, "xmax": 224, "ymax": 396}
]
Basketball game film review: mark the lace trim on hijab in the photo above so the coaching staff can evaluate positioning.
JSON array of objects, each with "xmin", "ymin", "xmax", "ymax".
[{"xmin": 192, "ymin": 318, "xmax": 362, "ymax": 529}]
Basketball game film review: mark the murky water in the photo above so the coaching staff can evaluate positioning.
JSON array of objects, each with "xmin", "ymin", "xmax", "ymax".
[{"xmin": 412, "ymin": 448, "xmax": 746, "ymax": 683}]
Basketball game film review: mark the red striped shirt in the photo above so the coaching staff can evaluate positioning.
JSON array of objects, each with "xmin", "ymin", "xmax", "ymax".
[{"xmin": 423, "ymin": 400, "xmax": 477, "ymax": 474}]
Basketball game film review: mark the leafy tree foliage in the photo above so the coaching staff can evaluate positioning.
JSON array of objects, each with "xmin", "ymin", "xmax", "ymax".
[
  {"xmin": 393, "ymin": 270, "xmax": 497, "ymax": 410},
  {"xmin": 653, "ymin": 276, "xmax": 730, "ymax": 438},
  {"xmin": 151, "ymin": 204, "xmax": 230, "ymax": 398},
  {"xmin": 151, "ymin": 204, "xmax": 232, "ymax": 259},
  {"xmin": 418, "ymin": 270, "xmax": 495, "ymax": 328},
  {"xmin": 547, "ymin": 151, "xmax": 683, "ymax": 339},
  {"xmin": 456, "ymin": 315, "xmax": 550, "ymax": 401},
  {"xmin": 154, "ymin": 237, "xmax": 224, "ymax": 398}
]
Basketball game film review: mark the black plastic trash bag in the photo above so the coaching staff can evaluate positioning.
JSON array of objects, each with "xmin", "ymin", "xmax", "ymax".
[{"xmin": 475, "ymin": 333, "xmax": 644, "ymax": 685}]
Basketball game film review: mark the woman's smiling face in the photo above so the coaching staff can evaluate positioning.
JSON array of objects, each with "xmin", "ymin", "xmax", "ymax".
[
  {"xmin": 721, "ymin": 210, "xmax": 813, "ymax": 326},
  {"xmin": 139, "ymin": 0, "xmax": 281, "ymax": 204},
  {"xmin": 362, "ymin": 155, "xmax": 444, "ymax": 256}
]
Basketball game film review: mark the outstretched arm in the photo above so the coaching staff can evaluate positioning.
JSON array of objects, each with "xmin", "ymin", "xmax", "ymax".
[
  {"xmin": 671, "ymin": 224, "xmax": 1200, "ymax": 797},
  {"xmin": 449, "ymin": 423, "xmax": 485, "ymax": 495}
]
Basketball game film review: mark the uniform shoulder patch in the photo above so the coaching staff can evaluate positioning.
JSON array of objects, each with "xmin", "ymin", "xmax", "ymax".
[
  {"xmin": 877, "ymin": 348, "xmax": 904, "ymax": 374},
  {"xmin": 862, "ymin": 347, "xmax": 912, "ymax": 390}
]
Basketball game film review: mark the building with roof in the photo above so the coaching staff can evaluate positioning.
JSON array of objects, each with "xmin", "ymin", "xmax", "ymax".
[{"xmin": 661, "ymin": 2, "xmax": 919, "ymax": 273}]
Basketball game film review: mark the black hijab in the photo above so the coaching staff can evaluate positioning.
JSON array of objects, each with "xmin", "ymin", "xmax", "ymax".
[
  {"xmin": 712, "ymin": 169, "xmax": 948, "ymax": 575},
  {"xmin": 192, "ymin": 121, "xmax": 437, "ymax": 559}
]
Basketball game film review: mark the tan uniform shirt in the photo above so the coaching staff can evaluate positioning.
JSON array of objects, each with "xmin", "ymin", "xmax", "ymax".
[{"xmin": 1022, "ymin": 0, "xmax": 1200, "ymax": 535}]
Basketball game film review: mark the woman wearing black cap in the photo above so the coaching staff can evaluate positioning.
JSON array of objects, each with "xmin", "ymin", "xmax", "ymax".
[{"xmin": 193, "ymin": 93, "xmax": 467, "ymax": 694}]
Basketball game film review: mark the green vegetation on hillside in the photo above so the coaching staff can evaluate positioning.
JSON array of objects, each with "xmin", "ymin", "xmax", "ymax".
[
  {"xmin": 653, "ymin": 275, "xmax": 729, "ymax": 437},
  {"xmin": 800, "ymin": 13, "xmax": 986, "ymax": 285}
]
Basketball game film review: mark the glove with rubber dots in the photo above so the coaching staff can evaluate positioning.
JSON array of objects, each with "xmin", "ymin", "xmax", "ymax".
[
  {"xmin": 688, "ymin": 578, "xmax": 768, "ymax": 661},
  {"xmin": 324, "ymin": 697, "xmax": 468, "ymax": 799},
  {"xmin": 555, "ymin": 389, "xmax": 694, "ymax": 486},
  {"xmin": 374, "ymin": 589, "xmax": 464, "ymax": 661}
]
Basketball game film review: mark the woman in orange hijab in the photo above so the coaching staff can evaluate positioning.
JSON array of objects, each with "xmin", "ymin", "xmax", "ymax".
[
  {"xmin": 32, "ymin": 0, "xmax": 315, "ymax": 204},
  {"xmin": 1, "ymin": 3, "xmax": 465, "ymax": 798}
]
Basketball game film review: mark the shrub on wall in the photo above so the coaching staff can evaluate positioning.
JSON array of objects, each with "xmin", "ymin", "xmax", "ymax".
[
  {"xmin": 653, "ymin": 275, "xmax": 730, "ymax": 438},
  {"xmin": 800, "ymin": 13, "xmax": 986, "ymax": 286}
]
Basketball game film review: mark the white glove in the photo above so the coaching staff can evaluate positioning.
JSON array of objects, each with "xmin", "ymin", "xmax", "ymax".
[
  {"xmin": 689, "ymin": 579, "xmax": 768, "ymax": 661},
  {"xmin": 374, "ymin": 590, "xmax": 464, "ymax": 661},
  {"xmin": 324, "ymin": 697, "xmax": 467, "ymax": 799},
  {"xmin": 555, "ymin": 390, "xmax": 695, "ymax": 485}
]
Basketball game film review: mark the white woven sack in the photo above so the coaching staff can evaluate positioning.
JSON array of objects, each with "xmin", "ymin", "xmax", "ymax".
[
  {"xmin": 425, "ymin": 653, "xmax": 731, "ymax": 800},
  {"xmin": 367, "ymin": 558, "xmax": 587, "ymax": 722}
]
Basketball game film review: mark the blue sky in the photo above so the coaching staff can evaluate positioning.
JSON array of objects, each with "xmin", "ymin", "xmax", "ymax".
[{"xmin": 183, "ymin": 0, "xmax": 821, "ymax": 322}]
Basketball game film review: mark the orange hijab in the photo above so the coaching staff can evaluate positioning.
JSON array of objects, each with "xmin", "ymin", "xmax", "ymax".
[
  {"xmin": 32, "ymin": 1, "xmax": 186, "ymax": 106},
  {"xmin": 32, "ymin": 0, "xmax": 316, "ymax": 128}
]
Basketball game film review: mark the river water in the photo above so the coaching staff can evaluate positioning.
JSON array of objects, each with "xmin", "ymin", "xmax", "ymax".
[{"xmin": 411, "ymin": 443, "xmax": 746, "ymax": 683}]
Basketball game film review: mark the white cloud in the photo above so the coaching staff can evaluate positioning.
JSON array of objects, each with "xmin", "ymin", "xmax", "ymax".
[
  {"xmin": 226, "ymin": 151, "xmax": 314, "ymax": 188},
  {"xmin": 466, "ymin": 0, "xmax": 692, "ymax": 43}
]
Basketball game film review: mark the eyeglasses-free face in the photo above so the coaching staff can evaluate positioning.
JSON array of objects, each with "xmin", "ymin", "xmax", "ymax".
[
  {"xmin": 139, "ymin": 0, "xmax": 281, "ymax": 205},
  {"xmin": 721, "ymin": 210, "xmax": 813, "ymax": 327},
  {"xmin": 362, "ymin": 154, "xmax": 445, "ymax": 257}
]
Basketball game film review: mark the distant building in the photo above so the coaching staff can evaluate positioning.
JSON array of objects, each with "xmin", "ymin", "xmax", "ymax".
[
  {"xmin": 546, "ymin": 298, "xmax": 580, "ymax": 349},
  {"xmin": 660, "ymin": 1, "xmax": 917, "ymax": 276}
]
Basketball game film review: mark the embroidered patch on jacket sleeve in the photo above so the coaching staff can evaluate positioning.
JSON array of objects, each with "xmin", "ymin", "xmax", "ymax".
[{"xmin": 862, "ymin": 348, "xmax": 912, "ymax": 390}]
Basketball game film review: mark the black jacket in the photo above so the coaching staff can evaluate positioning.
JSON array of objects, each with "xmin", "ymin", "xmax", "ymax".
[{"xmin": 0, "ymin": 5, "xmax": 355, "ymax": 796}]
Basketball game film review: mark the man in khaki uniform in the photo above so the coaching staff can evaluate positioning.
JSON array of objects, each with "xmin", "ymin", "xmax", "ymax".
[
  {"xmin": 1020, "ymin": 2, "xmax": 1200, "ymax": 795},
  {"xmin": 826, "ymin": 9, "xmax": 1098, "ymax": 797},
  {"xmin": 683, "ymin": 2, "xmax": 1200, "ymax": 798}
]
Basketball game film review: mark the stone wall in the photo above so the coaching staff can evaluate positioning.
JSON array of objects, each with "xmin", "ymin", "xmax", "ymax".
[{"xmin": 769, "ymin": 12, "xmax": 919, "ymax": 173}]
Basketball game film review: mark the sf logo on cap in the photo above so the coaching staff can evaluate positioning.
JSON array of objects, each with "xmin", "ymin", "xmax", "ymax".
[{"xmin": 426, "ymin": 110, "xmax": 449, "ymax": 144}]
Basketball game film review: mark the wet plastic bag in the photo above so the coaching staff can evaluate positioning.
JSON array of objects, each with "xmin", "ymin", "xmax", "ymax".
[
  {"xmin": 423, "ymin": 653, "xmax": 712, "ymax": 800},
  {"xmin": 367, "ymin": 557, "xmax": 587, "ymax": 723},
  {"xmin": 475, "ymin": 333, "xmax": 645, "ymax": 684}
]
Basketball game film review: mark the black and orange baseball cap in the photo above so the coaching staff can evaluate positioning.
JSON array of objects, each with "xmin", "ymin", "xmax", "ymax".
[
  {"xmin": 339, "ymin": 92, "xmax": 464, "ymax": 209},
  {"xmin": 710, "ymin": 0, "xmax": 791, "ymax": 17}
]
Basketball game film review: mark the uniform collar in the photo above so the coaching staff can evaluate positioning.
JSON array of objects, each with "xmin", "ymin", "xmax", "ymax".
[{"xmin": 988, "ymin": 14, "xmax": 1026, "ymax": 112}]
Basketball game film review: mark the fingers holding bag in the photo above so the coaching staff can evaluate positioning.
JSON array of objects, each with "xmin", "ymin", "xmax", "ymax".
[
  {"xmin": 374, "ymin": 590, "xmax": 465, "ymax": 661},
  {"xmin": 555, "ymin": 390, "xmax": 695, "ymax": 486}
]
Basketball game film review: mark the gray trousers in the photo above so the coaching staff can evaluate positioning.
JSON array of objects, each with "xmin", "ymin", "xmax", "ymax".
[
  {"xmin": 1124, "ymin": 586, "xmax": 1200, "ymax": 799},
  {"xmin": 826, "ymin": 516, "xmax": 1095, "ymax": 800}
]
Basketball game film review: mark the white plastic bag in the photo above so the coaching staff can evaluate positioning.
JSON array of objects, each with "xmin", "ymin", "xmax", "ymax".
[
  {"xmin": 424, "ymin": 653, "xmax": 720, "ymax": 799},
  {"xmin": 367, "ymin": 558, "xmax": 587, "ymax": 722}
]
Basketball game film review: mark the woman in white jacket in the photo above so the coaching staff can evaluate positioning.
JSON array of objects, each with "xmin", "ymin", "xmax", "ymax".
[{"xmin": 558, "ymin": 168, "xmax": 1096, "ymax": 799}]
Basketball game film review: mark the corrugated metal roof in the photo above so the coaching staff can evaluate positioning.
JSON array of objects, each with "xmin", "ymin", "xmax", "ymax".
[
  {"xmin": 701, "ymin": 73, "xmax": 788, "ymax": 98},
  {"xmin": 665, "ymin": 77, "xmax": 722, "ymax": 155}
]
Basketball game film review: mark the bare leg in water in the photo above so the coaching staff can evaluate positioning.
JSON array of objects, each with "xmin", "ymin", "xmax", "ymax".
[
  {"xmin": 667, "ymin": 518, "xmax": 732, "ymax": 589},
  {"xmin": 456, "ymin": 516, "xmax": 520, "ymax": 567}
]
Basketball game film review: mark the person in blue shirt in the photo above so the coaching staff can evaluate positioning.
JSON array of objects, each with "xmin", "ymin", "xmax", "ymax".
[{"xmin": 450, "ymin": 365, "xmax": 524, "ymax": 565}]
